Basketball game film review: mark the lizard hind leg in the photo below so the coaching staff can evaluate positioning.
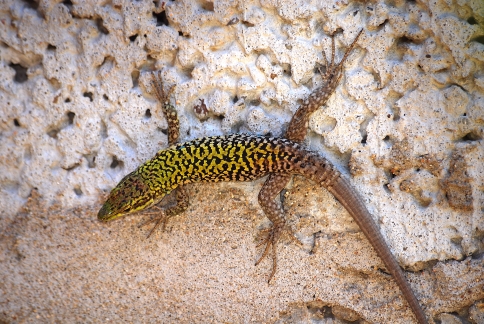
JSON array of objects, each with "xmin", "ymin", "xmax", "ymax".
[
  {"xmin": 256, "ymin": 174, "xmax": 303, "ymax": 282},
  {"xmin": 151, "ymin": 71, "xmax": 179, "ymax": 146},
  {"xmin": 321, "ymin": 29, "xmax": 363, "ymax": 85}
]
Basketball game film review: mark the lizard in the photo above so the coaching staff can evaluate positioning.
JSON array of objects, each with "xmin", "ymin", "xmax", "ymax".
[{"xmin": 97, "ymin": 30, "xmax": 428, "ymax": 324}]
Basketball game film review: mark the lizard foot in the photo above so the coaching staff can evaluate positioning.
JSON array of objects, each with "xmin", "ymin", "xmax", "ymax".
[
  {"xmin": 319, "ymin": 29, "xmax": 363, "ymax": 86},
  {"xmin": 138, "ymin": 206, "xmax": 173, "ymax": 238},
  {"xmin": 255, "ymin": 224, "xmax": 303, "ymax": 283}
]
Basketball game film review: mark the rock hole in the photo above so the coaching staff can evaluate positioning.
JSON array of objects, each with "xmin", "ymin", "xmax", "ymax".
[
  {"xmin": 383, "ymin": 183, "xmax": 391, "ymax": 193},
  {"xmin": 376, "ymin": 19, "xmax": 388, "ymax": 31},
  {"xmin": 201, "ymin": 0, "xmax": 214, "ymax": 11},
  {"xmin": 24, "ymin": 0, "xmax": 39, "ymax": 10},
  {"xmin": 358, "ymin": 112, "xmax": 373, "ymax": 145},
  {"xmin": 232, "ymin": 96, "xmax": 239, "ymax": 103},
  {"xmin": 461, "ymin": 131, "xmax": 481, "ymax": 142},
  {"xmin": 14, "ymin": 119, "xmax": 20, "ymax": 127},
  {"xmin": 320, "ymin": 306, "xmax": 335, "ymax": 319},
  {"xmin": 96, "ymin": 18, "xmax": 109, "ymax": 35},
  {"xmin": 281, "ymin": 63, "xmax": 291, "ymax": 78},
  {"xmin": 450, "ymin": 235, "xmax": 463, "ymax": 245},
  {"xmin": 83, "ymin": 92, "xmax": 93, "ymax": 102},
  {"xmin": 74, "ymin": 187, "xmax": 83, "ymax": 196},
  {"xmin": 84, "ymin": 154, "xmax": 97, "ymax": 168},
  {"xmin": 472, "ymin": 35, "xmax": 484, "ymax": 45},
  {"xmin": 131, "ymin": 70, "xmax": 139, "ymax": 88},
  {"xmin": 145, "ymin": 109, "xmax": 152, "ymax": 119},
  {"xmin": 333, "ymin": 27, "xmax": 344, "ymax": 36},
  {"xmin": 47, "ymin": 128, "xmax": 60, "ymax": 139},
  {"xmin": 100, "ymin": 55, "xmax": 114, "ymax": 69},
  {"xmin": 193, "ymin": 99, "xmax": 209, "ymax": 119},
  {"xmin": 242, "ymin": 21, "xmax": 255, "ymax": 27},
  {"xmin": 153, "ymin": 10, "xmax": 169, "ymax": 26},
  {"xmin": 62, "ymin": 0, "xmax": 73, "ymax": 7},
  {"xmin": 471, "ymin": 251, "xmax": 484, "ymax": 260},
  {"xmin": 64, "ymin": 163, "xmax": 80, "ymax": 171},
  {"xmin": 467, "ymin": 17, "xmax": 477, "ymax": 25},
  {"xmin": 65, "ymin": 98, "xmax": 71, "ymax": 103},
  {"xmin": 397, "ymin": 36, "xmax": 414, "ymax": 45},
  {"xmin": 388, "ymin": 169, "xmax": 396, "ymax": 179},
  {"xmin": 67, "ymin": 111, "xmax": 75, "ymax": 125},
  {"xmin": 49, "ymin": 78, "xmax": 61, "ymax": 91},
  {"xmin": 9, "ymin": 63, "xmax": 28, "ymax": 83},
  {"xmin": 47, "ymin": 44, "xmax": 56, "ymax": 51},
  {"xmin": 110, "ymin": 156, "xmax": 124, "ymax": 169},
  {"xmin": 448, "ymin": 233, "xmax": 465, "ymax": 258},
  {"xmin": 227, "ymin": 17, "xmax": 239, "ymax": 26},
  {"xmin": 101, "ymin": 120, "xmax": 108, "ymax": 139},
  {"xmin": 103, "ymin": 94, "xmax": 109, "ymax": 101},
  {"xmin": 129, "ymin": 34, "xmax": 138, "ymax": 42},
  {"xmin": 383, "ymin": 136, "xmax": 395, "ymax": 149},
  {"xmin": 159, "ymin": 127, "xmax": 168, "ymax": 135},
  {"xmin": 420, "ymin": 197, "xmax": 431, "ymax": 208}
]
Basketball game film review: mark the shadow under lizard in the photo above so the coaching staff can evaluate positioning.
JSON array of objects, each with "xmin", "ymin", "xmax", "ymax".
[{"xmin": 98, "ymin": 30, "xmax": 428, "ymax": 324}]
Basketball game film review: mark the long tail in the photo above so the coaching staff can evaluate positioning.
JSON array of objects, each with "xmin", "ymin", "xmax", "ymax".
[{"xmin": 328, "ymin": 176, "xmax": 428, "ymax": 324}]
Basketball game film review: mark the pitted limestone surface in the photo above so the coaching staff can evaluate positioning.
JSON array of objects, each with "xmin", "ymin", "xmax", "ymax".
[{"xmin": 1, "ymin": 0, "xmax": 483, "ymax": 323}]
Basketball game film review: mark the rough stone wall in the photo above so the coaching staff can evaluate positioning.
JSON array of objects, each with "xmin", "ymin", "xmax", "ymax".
[{"xmin": 0, "ymin": 0, "xmax": 483, "ymax": 323}]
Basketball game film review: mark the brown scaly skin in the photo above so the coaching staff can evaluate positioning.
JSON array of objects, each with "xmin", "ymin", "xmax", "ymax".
[{"xmin": 98, "ymin": 31, "xmax": 428, "ymax": 324}]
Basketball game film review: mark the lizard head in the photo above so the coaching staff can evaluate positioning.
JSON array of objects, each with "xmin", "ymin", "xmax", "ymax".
[{"xmin": 98, "ymin": 171, "xmax": 157, "ymax": 221}]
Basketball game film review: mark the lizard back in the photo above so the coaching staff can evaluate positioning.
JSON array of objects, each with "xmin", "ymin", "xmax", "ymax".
[{"xmin": 150, "ymin": 134, "xmax": 307, "ymax": 184}]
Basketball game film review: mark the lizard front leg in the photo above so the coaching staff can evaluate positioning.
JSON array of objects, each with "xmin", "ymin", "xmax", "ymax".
[
  {"xmin": 139, "ymin": 185, "xmax": 190, "ymax": 238},
  {"xmin": 152, "ymin": 71, "xmax": 179, "ymax": 146}
]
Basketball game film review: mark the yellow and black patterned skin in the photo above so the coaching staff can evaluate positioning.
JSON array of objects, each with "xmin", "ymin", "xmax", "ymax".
[{"xmin": 98, "ymin": 134, "xmax": 334, "ymax": 221}]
